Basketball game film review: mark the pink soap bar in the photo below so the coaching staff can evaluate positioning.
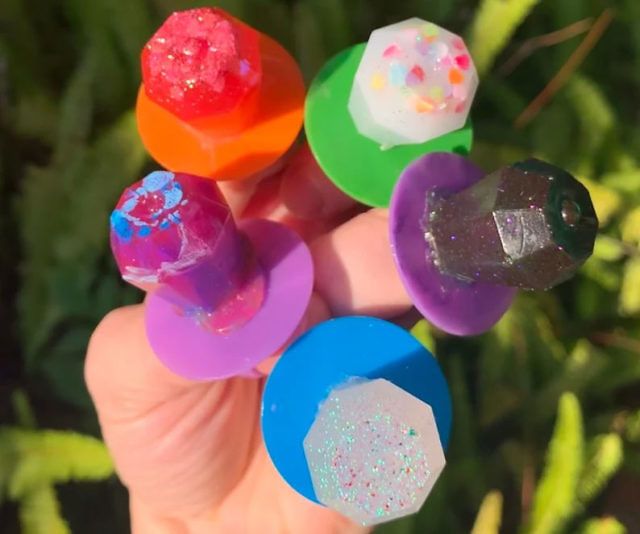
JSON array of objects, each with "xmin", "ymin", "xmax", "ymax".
[
  {"xmin": 141, "ymin": 7, "xmax": 262, "ymax": 120},
  {"xmin": 110, "ymin": 171, "xmax": 264, "ymax": 332}
]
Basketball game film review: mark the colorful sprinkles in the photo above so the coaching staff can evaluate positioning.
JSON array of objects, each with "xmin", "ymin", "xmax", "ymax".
[{"xmin": 369, "ymin": 23, "xmax": 472, "ymax": 115}]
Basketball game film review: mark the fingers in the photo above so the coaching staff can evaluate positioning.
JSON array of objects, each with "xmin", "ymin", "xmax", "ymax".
[
  {"xmin": 243, "ymin": 173, "xmax": 355, "ymax": 243},
  {"xmin": 130, "ymin": 445, "xmax": 370, "ymax": 534},
  {"xmin": 279, "ymin": 142, "xmax": 357, "ymax": 220},
  {"xmin": 92, "ymin": 144, "xmax": 413, "ymax": 527},
  {"xmin": 239, "ymin": 142, "xmax": 360, "ymax": 241},
  {"xmin": 86, "ymin": 305, "xmax": 262, "ymax": 516},
  {"xmin": 86, "ymin": 294, "xmax": 332, "ymax": 518},
  {"xmin": 217, "ymin": 175, "xmax": 263, "ymax": 217},
  {"xmin": 311, "ymin": 208, "xmax": 413, "ymax": 318},
  {"xmin": 217, "ymin": 143, "xmax": 296, "ymax": 217},
  {"xmin": 85, "ymin": 305, "xmax": 191, "ymax": 415},
  {"xmin": 213, "ymin": 445, "xmax": 370, "ymax": 534},
  {"xmin": 232, "ymin": 148, "xmax": 412, "ymax": 319}
]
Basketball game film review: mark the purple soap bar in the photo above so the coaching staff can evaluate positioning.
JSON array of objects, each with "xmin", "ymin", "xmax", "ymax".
[
  {"xmin": 389, "ymin": 153, "xmax": 516, "ymax": 336},
  {"xmin": 110, "ymin": 171, "xmax": 314, "ymax": 380},
  {"xmin": 110, "ymin": 171, "xmax": 264, "ymax": 332},
  {"xmin": 145, "ymin": 219, "xmax": 314, "ymax": 380}
]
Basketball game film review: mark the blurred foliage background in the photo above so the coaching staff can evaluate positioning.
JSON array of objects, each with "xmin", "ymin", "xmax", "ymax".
[{"xmin": 0, "ymin": 0, "xmax": 639, "ymax": 532}]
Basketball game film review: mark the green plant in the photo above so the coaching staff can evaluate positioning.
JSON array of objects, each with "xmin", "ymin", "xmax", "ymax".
[
  {"xmin": 0, "ymin": 392, "xmax": 114, "ymax": 533},
  {"xmin": 445, "ymin": 394, "xmax": 627, "ymax": 534},
  {"xmin": 1, "ymin": 0, "xmax": 639, "ymax": 532}
]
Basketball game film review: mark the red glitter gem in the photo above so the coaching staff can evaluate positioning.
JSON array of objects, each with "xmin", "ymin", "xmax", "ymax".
[{"xmin": 141, "ymin": 8, "xmax": 262, "ymax": 120}]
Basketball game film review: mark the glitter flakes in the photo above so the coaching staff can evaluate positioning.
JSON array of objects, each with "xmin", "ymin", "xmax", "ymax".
[
  {"xmin": 383, "ymin": 44, "xmax": 402, "ymax": 58},
  {"xmin": 421, "ymin": 23, "xmax": 440, "ymax": 40},
  {"xmin": 389, "ymin": 62, "xmax": 408, "ymax": 86},
  {"xmin": 429, "ymin": 41, "xmax": 449, "ymax": 62},
  {"xmin": 452, "ymin": 37, "xmax": 465, "ymax": 50},
  {"xmin": 454, "ymin": 54, "xmax": 471, "ymax": 70},
  {"xmin": 449, "ymin": 68, "xmax": 464, "ymax": 85},
  {"xmin": 371, "ymin": 72, "xmax": 386, "ymax": 90},
  {"xmin": 414, "ymin": 97, "xmax": 434, "ymax": 113},
  {"xmin": 141, "ymin": 8, "xmax": 262, "ymax": 120},
  {"xmin": 406, "ymin": 65, "xmax": 425, "ymax": 86},
  {"xmin": 303, "ymin": 378, "xmax": 446, "ymax": 526},
  {"xmin": 424, "ymin": 159, "xmax": 598, "ymax": 290},
  {"xmin": 349, "ymin": 17, "xmax": 478, "ymax": 147}
]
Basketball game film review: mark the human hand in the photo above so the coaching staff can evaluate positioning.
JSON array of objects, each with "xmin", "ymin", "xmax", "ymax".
[{"xmin": 86, "ymin": 144, "xmax": 413, "ymax": 533}]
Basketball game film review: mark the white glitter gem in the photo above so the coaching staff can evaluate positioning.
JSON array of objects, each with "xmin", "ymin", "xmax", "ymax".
[{"xmin": 303, "ymin": 378, "xmax": 446, "ymax": 526}]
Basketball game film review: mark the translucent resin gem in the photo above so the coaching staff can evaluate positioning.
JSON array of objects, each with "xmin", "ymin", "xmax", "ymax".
[
  {"xmin": 348, "ymin": 18, "xmax": 478, "ymax": 148},
  {"xmin": 426, "ymin": 159, "xmax": 599, "ymax": 290},
  {"xmin": 141, "ymin": 8, "xmax": 262, "ymax": 120},
  {"xmin": 303, "ymin": 378, "xmax": 445, "ymax": 526},
  {"xmin": 110, "ymin": 171, "xmax": 264, "ymax": 331}
]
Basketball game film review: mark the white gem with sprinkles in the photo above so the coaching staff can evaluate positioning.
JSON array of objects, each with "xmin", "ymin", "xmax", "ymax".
[
  {"xmin": 303, "ymin": 378, "xmax": 446, "ymax": 526},
  {"xmin": 348, "ymin": 18, "xmax": 478, "ymax": 149}
]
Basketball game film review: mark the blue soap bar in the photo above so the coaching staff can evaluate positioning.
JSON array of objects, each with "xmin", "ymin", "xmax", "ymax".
[{"xmin": 261, "ymin": 316, "xmax": 452, "ymax": 504}]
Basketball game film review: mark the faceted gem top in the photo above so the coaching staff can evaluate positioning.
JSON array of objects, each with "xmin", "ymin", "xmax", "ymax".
[
  {"xmin": 348, "ymin": 18, "xmax": 478, "ymax": 148},
  {"xmin": 303, "ymin": 378, "xmax": 445, "ymax": 526},
  {"xmin": 110, "ymin": 171, "xmax": 266, "ymax": 331},
  {"xmin": 513, "ymin": 159, "xmax": 598, "ymax": 263},
  {"xmin": 110, "ymin": 171, "xmax": 231, "ymax": 288},
  {"xmin": 425, "ymin": 159, "xmax": 598, "ymax": 290},
  {"xmin": 141, "ymin": 8, "xmax": 262, "ymax": 120}
]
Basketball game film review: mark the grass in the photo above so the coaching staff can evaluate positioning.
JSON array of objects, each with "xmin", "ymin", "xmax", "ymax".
[{"xmin": 1, "ymin": 0, "xmax": 639, "ymax": 532}]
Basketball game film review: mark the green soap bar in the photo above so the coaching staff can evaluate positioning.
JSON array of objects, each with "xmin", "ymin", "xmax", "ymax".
[{"xmin": 305, "ymin": 44, "xmax": 474, "ymax": 208}]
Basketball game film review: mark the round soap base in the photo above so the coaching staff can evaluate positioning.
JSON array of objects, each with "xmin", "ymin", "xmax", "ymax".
[
  {"xmin": 305, "ymin": 44, "xmax": 473, "ymax": 208},
  {"xmin": 389, "ymin": 152, "xmax": 517, "ymax": 336},
  {"xmin": 145, "ymin": 219, "xmax": 313, "ymax": 380},
  {"xmin": 261, "ymin": 316, "xmax": 452, "ymax": 504},
  {"xmin": 137, "ymin": 34, "xmax": 305, "ymax": 181}
]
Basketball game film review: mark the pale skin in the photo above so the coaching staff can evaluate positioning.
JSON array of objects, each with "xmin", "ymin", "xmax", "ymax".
[{"xmin": 85, "ymin": 144, "xmax": 413, "ymax": 533}]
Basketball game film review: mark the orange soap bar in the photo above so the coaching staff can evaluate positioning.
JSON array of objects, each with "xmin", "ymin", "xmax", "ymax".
[{"xmin": 137, "ymin": 9, "xmax": 305, "ymax": 181}]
